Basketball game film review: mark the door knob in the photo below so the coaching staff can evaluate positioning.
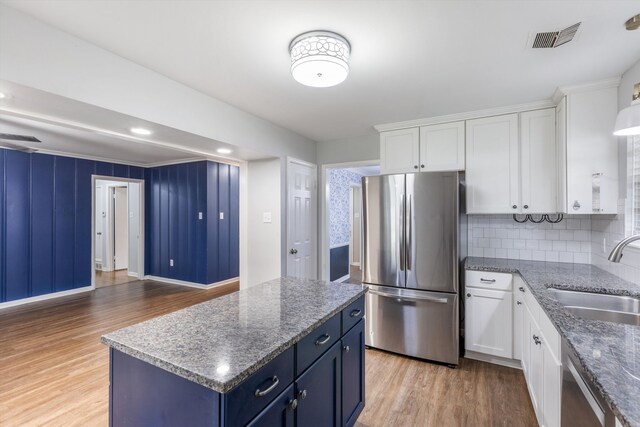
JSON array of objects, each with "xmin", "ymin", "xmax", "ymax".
[
  {"xmin": 466, "ymin": 293, "xmax": 471, "ymax": 298},
  {"xmin": 290, "ymin": 248, "xmax": 298, "ymax": 255}
]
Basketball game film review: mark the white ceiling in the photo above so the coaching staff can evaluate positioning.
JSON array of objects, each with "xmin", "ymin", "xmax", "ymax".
[
  {"xmin": 2, "ymin": 1, "xmax": 640, "ymax": 143},
  {"xmin": 0, "ymin": 80, "xmax": 271, "ymax": 165}
]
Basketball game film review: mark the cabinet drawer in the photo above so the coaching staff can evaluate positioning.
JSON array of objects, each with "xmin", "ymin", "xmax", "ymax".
[
  {"xmin": 224, "ymin": 347, "xmax": 294, "ymax": 427},
  {"xmin": 342, "ymin": 296, "xmax": 365, "ymax": 334},
  {"xmin": 466, "ymin": 270, "xmax": 513, "ymax": 291},
  {"xmin": 296, "ymin": 313, "xmax": 341, "ymax": 376}
]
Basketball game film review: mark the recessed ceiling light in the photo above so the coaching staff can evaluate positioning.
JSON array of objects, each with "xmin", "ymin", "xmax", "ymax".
[
  {"xmin": 130, "ymin": 127, "xmax": 152, "ymax": 136},
  {"xmin": 289, "ymin": 30, "xmax": 350, "ymax": 87},
  {"xmin": 217, "ymin": 148, "xmax": 232, "ymax": 154}
]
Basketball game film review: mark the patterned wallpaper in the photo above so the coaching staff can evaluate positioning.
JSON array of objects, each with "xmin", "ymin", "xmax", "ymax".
[{"xmin": 329, "ymin": 169, "xmax": 364, "ymax": 247}]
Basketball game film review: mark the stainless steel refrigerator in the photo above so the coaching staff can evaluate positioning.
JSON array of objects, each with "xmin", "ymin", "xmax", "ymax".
[{"xmin": 362, "ymin": 172, "xmax": 463, "ymax": 365}]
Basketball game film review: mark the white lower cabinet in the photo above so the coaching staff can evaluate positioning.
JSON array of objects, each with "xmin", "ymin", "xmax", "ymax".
[{"xmin": 465, "ymin": 270, "xmax": 561, "ymax": 427}]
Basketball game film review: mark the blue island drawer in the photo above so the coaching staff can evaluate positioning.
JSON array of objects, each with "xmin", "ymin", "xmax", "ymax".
[
  {"xmin": 296, "ymin": 312, "xmax": 341, "ymax": 376},
  {"xmin": 342, "ymin": 296, "xmax": 364, "ymax": 334},
  {"xmin": 223, "ymin": 346, "xmax": 294, "ymax": 427}
]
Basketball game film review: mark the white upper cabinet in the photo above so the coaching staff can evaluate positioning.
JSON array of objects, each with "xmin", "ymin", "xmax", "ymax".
[
  {"xmin": 379, "ymin": 128, "xmax": 420, "ymax": 174},
  {"xmin": 520, "ymin": 108, "xmax": 557, "ymax": 214},
  {"xmin": 419, "ymin": 121, "xmax": 465, "ymax": 171},
  {"xmin": 380, "ymin": 122, "xmax": 465, "ymax": 174},
  {"xmin": 556, "ymin": 85, "xmax": 619, "ymax": 214},
  {"xmin": 465, "ymin": 113, "xmax": 519, "ymax": 214}
]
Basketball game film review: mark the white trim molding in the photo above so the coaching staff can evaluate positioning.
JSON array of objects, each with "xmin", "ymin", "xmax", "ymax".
[
  {"xmin": 144, "ymin": 275, "xmax": 239, "ymax": 289},
  {"xmin": 464, "ymin": 350, "xmax": 522, "ymax": 370},
  {"xmin": 334, "ymin": 274, "xmax": 350, "ymax": 283},
  {"xmin": 551, "ymin": 76, "xmax": 621, "ymax": 104},
  {"xmin": 0, "ymin": 286, "xmax": 93, "ymax": 310}
]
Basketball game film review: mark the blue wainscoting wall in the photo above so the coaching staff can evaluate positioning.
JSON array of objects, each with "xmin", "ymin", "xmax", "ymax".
[{"xmin": 0, "ymin": 148, "xmax": 239, "ymax": 303}]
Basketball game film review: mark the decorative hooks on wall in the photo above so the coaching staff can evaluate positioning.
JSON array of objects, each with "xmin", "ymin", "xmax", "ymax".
[{"xmin": 512, "ymin": 214, "xmax": 564, "ymax": 224}]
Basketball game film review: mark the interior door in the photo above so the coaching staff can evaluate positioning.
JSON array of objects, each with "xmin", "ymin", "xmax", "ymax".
[
  {"xmin": 405, "ymin": 172, "xmax": 458, "ymax": 292},
  {"xmin": 362, "ymin": 175, "xmax": 405, "ymax": 287},
  {"xmin": 95, "ymin": 185, "xmax": 104, "ymax": 269},
  {"xmin": 113, "ymin": 186, "xmax": 129, "ymax": 271},
  {"xmin": 287, "ymin": 160, "xmax": 316, "ymax": 279}
]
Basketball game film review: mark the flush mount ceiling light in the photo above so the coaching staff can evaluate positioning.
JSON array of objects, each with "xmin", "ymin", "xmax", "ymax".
[
  {"xmin": 216, "ymin": 148, "xmax": 232, "ymax": 154},
  {"xmin": 289, "ymin": 30, "xmax": 350, "ymax": 88},
  {"xmin": 130, "ymin": 127, "xmax": 152, "ymax": 136},
  {"xmin": 614, "ymin": 83, "xmax": 640, "ymax": 136}
]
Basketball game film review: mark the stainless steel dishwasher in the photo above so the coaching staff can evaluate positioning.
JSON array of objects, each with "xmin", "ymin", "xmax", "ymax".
[{"xmin": 561, "ymin": 341, "xmax": 615, "ymax": 427}]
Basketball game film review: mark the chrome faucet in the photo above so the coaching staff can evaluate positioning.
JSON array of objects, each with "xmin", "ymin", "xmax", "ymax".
[{"xmin": 608, "ymin": 234, "xmax": 640, "ymax": 262}]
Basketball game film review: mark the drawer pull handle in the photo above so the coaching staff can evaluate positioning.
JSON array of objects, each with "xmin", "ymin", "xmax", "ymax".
[
  {"xmin": 315, "ymin": 334, "xmax": 331, "ymax": 346},
  {"xmin": 480, "ymin": 278, "xmax": 496, "ymax": 283},
  {"xmin": 350, "ymin": 309, "xmax": 362, "ymax": 318},
  {"xmin": 255, "ymin": 376, "xmax": 279, "ymax": 397},
  {"xmin": 519, "ymin": 286, "xmax": 525, "ymax": 293}
]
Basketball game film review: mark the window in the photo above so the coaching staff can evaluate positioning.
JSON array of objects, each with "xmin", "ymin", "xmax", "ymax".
[{"xmin": 627, "ymin": 135, "xmax": 640, "ymax": 236}]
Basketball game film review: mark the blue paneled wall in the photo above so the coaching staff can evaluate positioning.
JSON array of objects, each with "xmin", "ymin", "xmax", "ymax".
[{"xmin": 0, "ymin": 148, "xmax": 239, "ymax": 303}]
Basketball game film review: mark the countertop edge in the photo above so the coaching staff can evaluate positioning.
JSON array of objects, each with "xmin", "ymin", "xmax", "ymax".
[
  {"xmin": 101, "ymin": 288, "xmax": 368, "ymax": 394},
  {"xmin": 464, "ymin": 259, "xmax": 634, "ymax": 427}
]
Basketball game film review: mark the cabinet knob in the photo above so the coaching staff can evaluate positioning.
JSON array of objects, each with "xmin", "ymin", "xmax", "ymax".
[
  {"xmin": 288, "ymin": 398, "xmax": 298, "ymax": 411},
  {"xmin": 512, "ymin": 205, "xmax": 518, "ymax": 209},
  {"xmin": 517, "ymin": 301, "xmax": 522, "ymax": 305},
  {"xmin": 519, "ymin": 286, "xmax": 525, "ymax": 293},
  {"xmin": 466, "ymin": 293, "xmax": 471, "ymax": 298},
  {"xmin": 523, "ymin": 205, "xmax": 529, "ymax": 209},
  {"xmin": 298, "ymin": 389, "xmax": 307, "ymax": 400},
  {"xmin": 414, "ymin": 165, "xmax": 418, "ymax": 170},
  {"xmin": 289, "ymin": 248, "xmax": 298, "ymax": 255},
  {"xmin": 533, "ymin": 334, "xmax": 542, "ymax": 345},
  {"xmin": 420, "ymin": 164, "xmax": 425, "ymax": 168},
  {"xmin": 343, "ymin": 345, "xmax": 350, "ymax": 353}
]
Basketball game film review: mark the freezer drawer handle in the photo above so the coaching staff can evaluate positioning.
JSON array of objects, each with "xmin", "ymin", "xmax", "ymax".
[
  {"xmin": 369, "ymin": 289, "xmax": 448, "ymax": 304},
  {"xmin": 255, "ymin": 376, "xmax": 279, "ymax": 397},
  {"xmin": 315, "ymin": 334, "xmax": 331, "ymax": 346},
  {"xmin": 350, "ymin": 309, "xmax": 362, "ymax": 318},
  {"xmin": 480, "ymin": 278, "xmax": 496, "ymax": 283}
]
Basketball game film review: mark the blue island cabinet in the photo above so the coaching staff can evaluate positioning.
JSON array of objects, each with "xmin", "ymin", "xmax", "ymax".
[{"xmin": 109, "ymin": 295, "xmax": 366, "ymax": 427}]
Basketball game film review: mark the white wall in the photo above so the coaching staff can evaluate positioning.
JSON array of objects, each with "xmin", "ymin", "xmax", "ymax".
[
  {"xmin": 0, "ymin": 5, "xmax": 317, "ymax": 163},
  {"xmin": 127, "ymin": 183, "xmax": 141, "ymax": 276},
  {"xmin": 316, "ymin": 132, "xmax": 380, "ymax": 166},
  {"xmin": 242, "ymin": 158, "xmax": 282, "ymax": 288}
]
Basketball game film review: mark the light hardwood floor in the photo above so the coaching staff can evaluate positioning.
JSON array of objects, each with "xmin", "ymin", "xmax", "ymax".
[
  {"xmin": 0, "ymin": 281, "xmax": 536, "ymax": 426},
  {"xmin": 94, "ymin": 269, "xmax": 139, "ymax": 288}
]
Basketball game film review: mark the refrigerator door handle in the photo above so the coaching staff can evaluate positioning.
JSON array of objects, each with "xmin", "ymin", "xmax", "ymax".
[
  {"xmin": 369, "ymin": 289, "xmax": 448, "ymax": 304},
  {"xmin": 406, "ymin": 194, "xmax": 412, "ymax": 271},
  {"xmin": 399, "ymin": 193, "xmax": 405, "ymax": 271}
]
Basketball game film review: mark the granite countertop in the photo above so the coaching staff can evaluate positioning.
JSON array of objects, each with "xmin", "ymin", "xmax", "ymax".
[
  {"xmin": 465, "ymin": 257, "xmax": 640, "ymax": 427},
  {"xmin": 101, "ymin": 277, "xmax": 367, "ymax": 393}
]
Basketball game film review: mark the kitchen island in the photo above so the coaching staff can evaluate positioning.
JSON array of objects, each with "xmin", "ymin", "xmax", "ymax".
[{"xmin": 101, "ymin": 277, "xmax": 367, "ymax": 427}]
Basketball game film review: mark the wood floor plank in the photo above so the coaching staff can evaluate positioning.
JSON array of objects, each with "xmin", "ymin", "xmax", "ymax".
[{"xmin": 1, "ymin": 280, "xmax": 537, "ymax": 426}]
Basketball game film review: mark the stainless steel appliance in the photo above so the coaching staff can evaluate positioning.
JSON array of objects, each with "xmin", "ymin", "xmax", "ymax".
[
  {"xmin": 561, "ymin": 341, "xmax": 615, "ymax": 427},
  {"xmin": 362, "ymin": 172, "xmax": 462, "ymax": 365}
]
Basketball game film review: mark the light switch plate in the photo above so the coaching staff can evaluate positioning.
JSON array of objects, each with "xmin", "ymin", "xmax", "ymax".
[
  {"xmin": 169, "ymin": 259, "xmax": 174, "ymax": 267},
  {"xmin": 263, "ymin": 212, "xmax": 272, "ymax": 223},
  {"xmin": 198, "ymin": 212, "xmax": 203, "ymax": 220},
  {"xmin": 219, "ymin": 212, "xmax": 224, "ymax": 220}
]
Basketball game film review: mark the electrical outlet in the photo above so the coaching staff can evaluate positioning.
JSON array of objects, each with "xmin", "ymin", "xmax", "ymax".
[
  {"xmin": 198, "ymin": 212, "xmax": 203, "ymax": 220},
  {"xmin": 170, "ymin": 259, "xmax": 174, "ymax": 267},
  {"xmin": 219, "ymin": 212, "xmax": 224, "ymax": 220}
]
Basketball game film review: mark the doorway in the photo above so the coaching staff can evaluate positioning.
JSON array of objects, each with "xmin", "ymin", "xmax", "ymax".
[
  {"xmin": 93, "ymin": 177, "xmax": 143, "ymax": 288},
  {"xmin": 322, "ymin": 163, "xmax": 379, "ymax": 283}
]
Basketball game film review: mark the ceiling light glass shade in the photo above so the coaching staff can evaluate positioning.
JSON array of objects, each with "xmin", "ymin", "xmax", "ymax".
[
  {"xmin": 130, "ymin": 127, "xmax": 152, "ymax": 136},
  {"xmin": 290, "ymin": 31, "xmax": 350, "ymax": 88},
  {"xmin": 614, "ymin": 101, "xmax": 640, "ymax": 136}
]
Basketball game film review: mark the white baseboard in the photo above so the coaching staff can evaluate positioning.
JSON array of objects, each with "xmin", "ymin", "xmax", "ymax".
[
  {"xmin": 350, "ymin": 262, "xmax": 360, "ymax": 267},
  {"xmin": 0, "ymin": 286, "xmax": 94, "ymax": 310},
  {"xmin": 464, "ymin": 350, "xmax": 522, "ymax": 370},
  {"xmin": 335, "ymin": 274, "xmax": 350, "ymax": 283},
  {"xmin": 127, "ymin": 272, "xmax": 139, "ymax": 278},
  {"xmin": 144, "ymin": 275, "xmax": 239, "ymax": 289}
]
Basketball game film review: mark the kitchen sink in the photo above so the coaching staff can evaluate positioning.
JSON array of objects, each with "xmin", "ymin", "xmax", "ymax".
[{"xmin": 547, "ymin": 288, "xmax": 640, "ymax": 326}]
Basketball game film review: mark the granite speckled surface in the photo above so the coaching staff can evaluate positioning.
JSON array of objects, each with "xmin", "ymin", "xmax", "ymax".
[
  {"xmin": 101, "ymin": 277, "xmax": 367, "ymax": 393},
  {"xmin": 465, "ymin": 257, "xmax": 640, "ymax": 427}
]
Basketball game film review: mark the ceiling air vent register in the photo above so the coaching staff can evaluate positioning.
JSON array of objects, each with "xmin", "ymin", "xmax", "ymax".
[{"xmin": 532, "ymin": 22, "xmax": 581, "ymax": 48}]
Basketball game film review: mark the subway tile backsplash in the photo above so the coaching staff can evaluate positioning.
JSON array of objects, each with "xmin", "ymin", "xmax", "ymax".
[{"xmin": 468, "ymin": 214, "xmax": 591, "ymax": 264}]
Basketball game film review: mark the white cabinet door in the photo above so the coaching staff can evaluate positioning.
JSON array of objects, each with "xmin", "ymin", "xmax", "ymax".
[
  {"xmin": 466, "ymin": 114, "xmax": 519, "ymax": 213},
  {"xmin": 465, "ymin": 287, "xmax": 513, "ymax": 358},
  {"xmin": 527, "ymin": 304, "xmax": 544, "ymax": 424},
  {"xmin": 419, "ymin": 121, "xmax": 465, "ymax": 171},
  {"xmin": 380, "ymin": 128, "xmax": 420, "ymax": 174},
  {"xmin": 556, "ymin": 98, "xmax": 568, "ymax": 213},
  {"xmin": 520, "ymin": 108, "xmax": 557, "ymax": 214},
  {"xmin": 542, "ymin": 341, "xmax": 562, "ymax": 427},
  {"xmin": 513, "ymin": 290, "xmax": 524, "ymax": 361}
]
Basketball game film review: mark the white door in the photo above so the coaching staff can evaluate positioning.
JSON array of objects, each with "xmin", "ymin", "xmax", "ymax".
[
  {"xmin": 542, "ymin": 342, "xmax": 562, "ymax": 427},
  {"xmin": 419, "ymin": 121, "xmax": 465, "ymax": 171},
  {"xmin": 466, "ymin": 113, "xmax": 519, "ymax": 213},
  {"xmin": 465, "ymin": 287, "xmax": 513, "ymax": 358},
  {"xmin": 287, "ymin": 160, "xmax": 317, "ymax": 279},
  {"xmin": 527, "ymin": 305, "xmax": 543, "ymax": 420},
  {"xmin": 95, "ymin": 185, "xmax": 105, "ymax": 270},
  {"xmin": 520, "ymin": 108, "xmax": 557, "ymax": 214},
  {"xmin": 113, "ymin": 187, "xmax": 129, "ymax": 271},
  {"xmin": 349, "ymin": 186, "xmax": 362, "ymax": 266},
  {"xmin": 513, "ymin": 286, "xmax": 524, "ymax": 361},
  {"xmin": 380, "ymin": 128, "xmax": 420, "ymax": 174}
]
